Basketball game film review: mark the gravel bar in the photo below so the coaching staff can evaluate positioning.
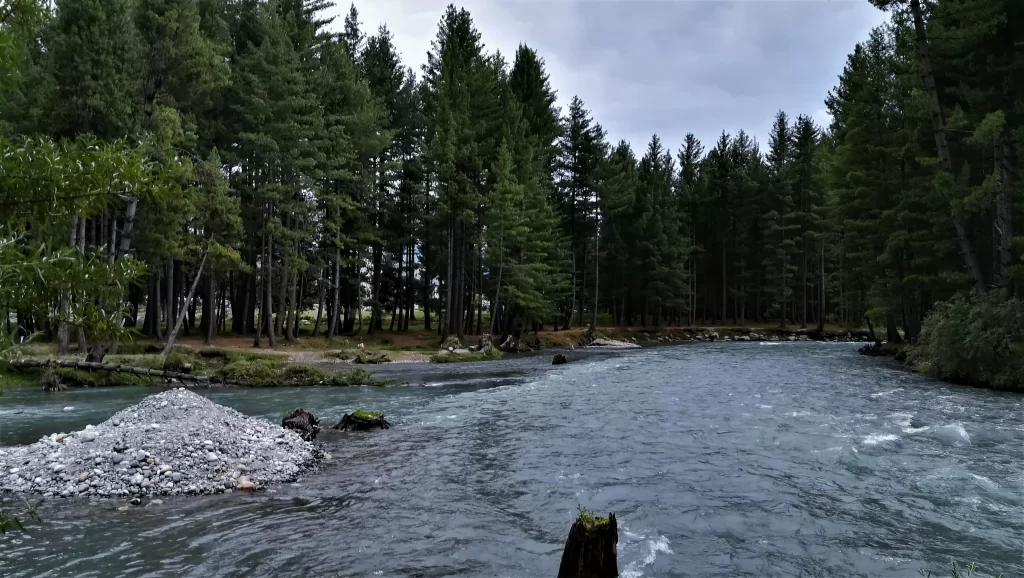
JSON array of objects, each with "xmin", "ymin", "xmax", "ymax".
[{"xmin": 0, "ymin": 389, "xmax": 323, "ymax": 498}]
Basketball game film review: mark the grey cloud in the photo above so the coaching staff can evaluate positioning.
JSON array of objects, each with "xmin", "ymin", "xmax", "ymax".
[{"xmin": 346, "ymin": 0, "xmax": 886, "ymax": 155}]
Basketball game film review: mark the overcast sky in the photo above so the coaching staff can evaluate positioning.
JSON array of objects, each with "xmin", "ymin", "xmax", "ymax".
[{"xmin": 335, "ymin": 0, "xmax": 887, "ymax": 156}]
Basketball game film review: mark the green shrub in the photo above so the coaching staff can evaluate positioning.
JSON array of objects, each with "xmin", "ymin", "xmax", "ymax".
[
  {"xmin": 163, "ymin": 352, "xmax": 204, "ymax": 373},
  {"xmin": 218, "ymin": 358, "xmax": 280, "ymax": 386},
  {"xmin": 914, "ymin": 293, "xmax": 1024, "ymax": 390},
  {"xmin": 51, "ymin": 368, "xmax": 151, "ymax": 387}
]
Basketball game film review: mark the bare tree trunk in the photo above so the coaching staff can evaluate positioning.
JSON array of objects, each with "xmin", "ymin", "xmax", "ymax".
[
  {"xmin": 163, "ymin": 246, "xmax": 209, "ymax": 356},
  {"xmin": 205, "ymin": 273, "xmax": 216, "ymax": 345},
  {"xmin": 908, "ymin": 0, "xmax": 986, "ymax": 292},
  {"xmin": 817, "ymin": 240, "xmax": 826, "ymax": 334},
  {"xmin": 265, "ymin": 228, "xmax": 276, "ymax": 347},
  {"xmin": 312, "ymin": 269, "xmax": 325, "ymax": 337},
  {"xmin": 994, "ymin": 133, "xmax": 1015, "ymax": 295}
]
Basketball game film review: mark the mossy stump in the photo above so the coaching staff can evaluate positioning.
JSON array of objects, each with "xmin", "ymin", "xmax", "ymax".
[
  {"xmin": 557, "ymin": 511, "xmax": 618, "ymax": 578},
  {"xmin": 552, "ymin": 353, "xmax": 568, "ymax": 365},
  {"xmin": 282, "ymin": 408, "xmax": 320, "ymax": 441},
  {"xmin": 333, "ymin": 410, "xmax": 391, "ymax": 431},
  {"xmin": 354, "ymin": 351, "xmax": 390, "ymax": 365}
]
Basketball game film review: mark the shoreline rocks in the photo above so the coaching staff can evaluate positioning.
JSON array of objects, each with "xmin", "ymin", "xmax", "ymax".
[{"xmin": 0, "ymin": 389, "xmax": 323, "ymax": 499}]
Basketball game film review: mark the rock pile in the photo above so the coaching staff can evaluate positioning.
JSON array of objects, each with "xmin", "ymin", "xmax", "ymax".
[{"xmin": 0, "ymin": 389, "xmax": 322, "ymax": 499}]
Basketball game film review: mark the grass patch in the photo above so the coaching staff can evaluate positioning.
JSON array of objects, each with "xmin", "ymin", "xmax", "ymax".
[
  {"xmin": 0, "ymin": 365, "xmax": 44, "ymax": 387},
  {"xmin": 429, "ymin": 351, "xmax": 503, "ymax": 364},
  {"xmin": 352, "ymin": 410, "xmax": 383, "ymax": 420},
  {"xmin": 325, "ymin": 350, "xmax": 352, "ymax": 360},
  {"xmin": 217, "ymin": 358, "xmax": 390, "ymax": 387},
  {"xmin": 576, "ymin": 506, "xmax": 610, "ymax": 529},
  {"xmin": 51, "ymin": 368, "xmax": 153, "ymax": 387}
]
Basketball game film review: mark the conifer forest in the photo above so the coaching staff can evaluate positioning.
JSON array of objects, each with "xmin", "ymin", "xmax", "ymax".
[{"xmin": 0, "ymin": 0, "xmax": 1022, "ymax": 363}]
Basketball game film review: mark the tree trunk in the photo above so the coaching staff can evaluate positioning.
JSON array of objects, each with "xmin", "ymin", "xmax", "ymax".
[
  {"xmin": 312, "ymin": 269, "xmax": 325, "ymax": 337},
  {"xmin": 163, "ymin": 245, "xmax": 209, "ymax": 356},
  {"xmin": 205, "ymin": 273, "xmax": 215, "ymax": 345},
  {"xmin": 908, "ymin": 0, "xmax": 986, "ymax": 292},
  {"xmin": 817, "ymin": 240, "xmax": 826, "ymax": 335},
  {"xmin": 994, "ymin": 133, "xmax": 1014, "ymax": 295},
  {"xmin": 265, "ymin": 228, "xmax": 277, "ymax": 347}
]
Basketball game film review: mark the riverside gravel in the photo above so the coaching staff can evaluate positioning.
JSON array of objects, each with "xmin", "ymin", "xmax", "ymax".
[{"xmin": 0, "ymin": 389, "xmax": 323, "ymax": 499}]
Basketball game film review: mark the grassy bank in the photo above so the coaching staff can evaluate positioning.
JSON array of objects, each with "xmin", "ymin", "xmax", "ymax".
[{"xmin": 1, "ymin": 348, "xmax": 390, "ymax": 388}]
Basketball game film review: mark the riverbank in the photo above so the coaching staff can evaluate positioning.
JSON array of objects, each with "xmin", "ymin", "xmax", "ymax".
[{"xmin": 1, "ymin": 323, "xmax": 869, "ymax": 389}]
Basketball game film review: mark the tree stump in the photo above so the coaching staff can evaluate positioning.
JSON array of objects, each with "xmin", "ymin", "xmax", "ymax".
[
  {"xmin": 354, "ymin": 351, "xmax": 390, "ymax": 364},
  {"xmin": 552, "ymin": 353, "xmax": 568, "ymax": 365},
  {"xmin": 557, "ymin": 510, "xmax": 618, "ymax": 578},
  {"xmin": 333, "ymin": 410, "xmax": 391, "ymax": 431},
  {"xmin": 281, "ymin": 408, "xmax": 320, "ymax": 441},
  {"xmin": 478, "ymin": 333, "xmax": 494, "ymax": 353}
]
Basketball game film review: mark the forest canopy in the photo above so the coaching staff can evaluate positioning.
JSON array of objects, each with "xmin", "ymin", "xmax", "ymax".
[{"xmin": 0, "ymin": 0, "xmax": 1021, "ymax": 360}]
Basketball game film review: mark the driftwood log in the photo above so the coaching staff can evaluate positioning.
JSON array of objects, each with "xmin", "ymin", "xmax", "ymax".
[
  {"xmin": 333, "ymin": 410, "xmax": 391, "ymax": 431},
  {"xmin": 13, "ymin": 358, "xmax": 217, "ymax": 385},
  {"xmin": 281, "ymin": 408, "xmax": 320, "ymax": 441},
  {"xmin": 557, "ymin": 511, "xmax": 618, "ymax": 578}
]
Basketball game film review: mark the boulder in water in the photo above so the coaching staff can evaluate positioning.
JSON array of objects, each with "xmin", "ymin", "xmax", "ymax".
[
  {"xmin": 333, "ymin": 410, "xmax": 391, "ymax": 431},
  {"xmin": 552, "ymin": 353, "xmax": 568, "ymax": 365},
  {"xmin": 281, "ymin": 408, "xmax": 320, "ymax": 441}
]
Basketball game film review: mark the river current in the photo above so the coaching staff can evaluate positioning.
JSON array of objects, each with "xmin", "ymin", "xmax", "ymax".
[{"xmin": 1, "ymin": 343, "xmax": 1022, "ymax": 577}]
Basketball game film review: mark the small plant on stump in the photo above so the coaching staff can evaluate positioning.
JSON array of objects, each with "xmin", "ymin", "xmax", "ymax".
[
  {"xmin": 557, "ymin": 507, "xmax": 618, "ymax": 578},
  {"xmin": 333, "ymin": 410, "xmax": 391, "ymax": 431}
]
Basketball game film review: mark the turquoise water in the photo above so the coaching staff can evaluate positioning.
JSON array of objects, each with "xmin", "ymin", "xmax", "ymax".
[{"xmin": 1, "ymin": 343, "xmax": 1022, "ymax": 577}]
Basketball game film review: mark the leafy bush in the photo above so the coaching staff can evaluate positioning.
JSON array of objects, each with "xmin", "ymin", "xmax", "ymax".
[
  {"xmin": 163, "ymin": 352, "xmax": 204, "ymax": 373},
  {"xmin": 217, "ymin": 358, "xmax": 281, "ymax": 386},
  {"xmin": 914, "ymin": 293, "xmax": 1024, "ymax": 390}
]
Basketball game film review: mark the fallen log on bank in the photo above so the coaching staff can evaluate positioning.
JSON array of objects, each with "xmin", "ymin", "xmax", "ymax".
[
  {"xmin": 12, "ymin": 358, "xmax": 217, "ymax": 385},
  {"xmin": 332, "ymin": 410, "xmax": 391, "ymax": 431},
  {"xmin": 557, "ymin": 509, "xmax": 618, "ymax": 578}
]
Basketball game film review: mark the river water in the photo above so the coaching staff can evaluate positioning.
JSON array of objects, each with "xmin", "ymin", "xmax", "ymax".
[{"xmin": 1, "ymin": 343, "xmax": 1022, "ymax": 577}]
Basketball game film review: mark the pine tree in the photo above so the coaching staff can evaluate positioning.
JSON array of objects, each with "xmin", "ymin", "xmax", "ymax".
[{"xmin": 762, "ymin": 111, "xmax": 799, "ymax": 326}]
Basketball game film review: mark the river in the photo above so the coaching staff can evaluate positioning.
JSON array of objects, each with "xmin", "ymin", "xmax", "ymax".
[{"xmin": 1, "ymin": 343, "xmax": 1022, "ymax": 577}]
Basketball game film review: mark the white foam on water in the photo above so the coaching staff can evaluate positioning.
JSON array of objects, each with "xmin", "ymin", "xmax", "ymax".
[
  {"xmin": 889, "ymin": 412, "xmax": 913, "ymax": 427},
  {"xmin": 862, "ymin": 433, "xmax": 900, "ymax": 446},
  {"xmin": 789, "ymin": 411, "xmax": 813, "ymax": 417},
  {"xmin": 940, "ymin": 422, "xmax": 972, "ymax": 443},
  {"xmin": 970, "ymin": 473, "xmax": 997, "ymax": 489},
  {"xmin": 621, "ymin": 535, "xmax": 673, "ymax": 578},
  {"xmin": 870, "ymin": 389, "xmax": 903, "ymax": 398},
  {"xmin": 903, "ymin": 426, "xmax": 930, "ymax": 434},
  {"xmin": 757, "ymin": 404, "xmax": 773, "ymax": 409},
  {"xmin": 812, "ymin": 446, "xmax": 843, "ymax": 453}
]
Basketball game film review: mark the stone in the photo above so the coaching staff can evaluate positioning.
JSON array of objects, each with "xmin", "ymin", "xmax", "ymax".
[
  {"xmin": 236, "ymin": 476, "xmax": 257, "ymax": 491},
  {"xmin": 51, "ymin": 463, "xmax": 65, "ymax": 473},
  {"xmin": 78, "ymin": 471, "xmax": 90, "ymax": 482},
  {"xmin": 112, "ymin": 454, "xmax": 124, "ymax": 464},
  {"xmin": 76, "ymin": 483, "xmax": 90, "ymax": 494}
]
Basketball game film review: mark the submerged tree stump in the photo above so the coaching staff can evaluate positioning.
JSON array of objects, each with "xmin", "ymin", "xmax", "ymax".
[
  {"xmin": 552, "ymin": 353, "xmax": 568, "ymax": 365},
  {"xmin": 333, "ymin": 410, "xmax": 391, "ymax": 431},
  {"xmin": 282, "ymin": 408, "xmax": 320, "ymax": 441},
  {"xmin": 557, "ymin": 510, "xmax": 618, "ymax": 578}
]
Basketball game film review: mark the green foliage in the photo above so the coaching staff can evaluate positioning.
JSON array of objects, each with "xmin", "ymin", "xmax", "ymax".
[
  {"xmin": 914, "ymin": 294, "xmax": 1024, "ymax": 390},
  {"xmin": 575, "ymin": 505, "xmax": 609, "ymax": 529},
  {"xmin": 351, "ymin": 409, "xmax": 383, "ymax": 420},
  {"xmin": 919, "ymin": 560, "xmax": 1003, "ymax": 578}
]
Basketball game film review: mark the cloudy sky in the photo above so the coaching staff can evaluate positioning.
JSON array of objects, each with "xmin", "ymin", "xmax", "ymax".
[{"xmin": 334, "ymin": 0, "xmax": 887, "ymax": 155}]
